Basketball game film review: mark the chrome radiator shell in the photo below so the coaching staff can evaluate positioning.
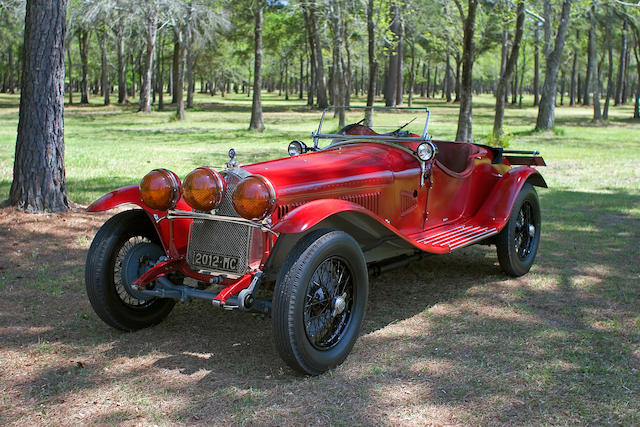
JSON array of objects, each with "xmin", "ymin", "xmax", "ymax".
[{"xmin": 186, "ymin": 170, "xmax": 253, "ymax": 276}]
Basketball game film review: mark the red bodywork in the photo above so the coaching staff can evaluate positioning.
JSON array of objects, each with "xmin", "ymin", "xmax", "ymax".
[{"xmin": 88, "ymin": 139, "xmax": 546, "ymax": 302}]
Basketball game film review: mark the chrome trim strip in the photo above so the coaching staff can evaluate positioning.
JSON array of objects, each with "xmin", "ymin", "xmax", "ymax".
[
  {"xmin": 437, "ymin": 227, "xmax": 489, "ymax": 246},
  {"xmin": 417, "ymin": 225, "xmax": 466, "ymax": 243},
  {"xmin": 448, "ymin": 229, "xmax": 498, "ymax": 251},
  {"xmin": 167, "ymin": 210, "xmax": 279, "ymax": 236},
  {"xmin": 430, "ymin": 227, "xmax": 486, "ymax": 246}
]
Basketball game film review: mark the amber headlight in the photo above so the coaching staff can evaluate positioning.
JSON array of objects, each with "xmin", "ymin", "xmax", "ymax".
[
  {"xmin": 232, "ymin": 175, "xmax": 276, "ymax": 220},
  {"xmin": 183, "ymin": 167, "xmax": 226, "ymax": 211},
  {"xmin": 139, "ymin": 169, "xmax": 181, "ymax": 211}
]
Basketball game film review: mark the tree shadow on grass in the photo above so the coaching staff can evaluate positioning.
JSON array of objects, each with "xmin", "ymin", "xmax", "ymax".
[{"xmin": 4, "ymin": 188, "xmax": 639, "ymax": 424}]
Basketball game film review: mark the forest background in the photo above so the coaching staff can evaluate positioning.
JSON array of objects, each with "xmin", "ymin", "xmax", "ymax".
[{"xmin": 0, "ymin": 1, "xmax": 638, "ymax": 424}]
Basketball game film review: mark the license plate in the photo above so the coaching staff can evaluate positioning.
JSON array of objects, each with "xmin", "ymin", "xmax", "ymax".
[{"xmin": 191, "ymin": 251, "xmax": 240, "ymax": 273}]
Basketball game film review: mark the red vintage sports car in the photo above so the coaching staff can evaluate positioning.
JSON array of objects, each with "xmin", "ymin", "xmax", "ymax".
[{"xmin": 85, "ymin": 107, "xmax": 546, "ymax": 375}]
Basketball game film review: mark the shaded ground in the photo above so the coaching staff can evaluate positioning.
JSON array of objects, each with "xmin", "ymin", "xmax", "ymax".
[
  {"xmin": 0, "ymin": 186, "xmax": 638, "ymax": 425},
  {"xmin": 1, "ymin": 92, "xmax": 639, "ymax": 424}
]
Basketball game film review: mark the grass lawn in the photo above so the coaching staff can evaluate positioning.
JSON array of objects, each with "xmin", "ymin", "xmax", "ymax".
[{"xmin": 0, "ymin": 91, "xmax": 638, "ymax": 424}]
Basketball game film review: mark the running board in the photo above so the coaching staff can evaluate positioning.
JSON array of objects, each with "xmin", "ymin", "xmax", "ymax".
[{"xmin": 409, "ymin": 223, "xmax": 498, "ymax": 254}]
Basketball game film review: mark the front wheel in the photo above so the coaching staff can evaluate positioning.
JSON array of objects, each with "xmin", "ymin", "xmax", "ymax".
[
  {"xmin": 496, "ymin": 183, "xmax": 541, "ymax": 277},
  {"xmin": 272, "ymin": 229, "xmax": 369, "ymax": 375},
  {"xmin": 85, "ymin": 210, "xmax": 176, "ymax": 331}
]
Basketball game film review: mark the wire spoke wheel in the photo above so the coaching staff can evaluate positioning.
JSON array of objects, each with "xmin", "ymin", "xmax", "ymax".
[
  {"xmin": 114, "ymin": 236, "xmax": 155, "ymax": 307},
  {"xmin": 514, "ymin": 201, "xmax": 535, "ymax": 259},
  {"xmin": 496, "ymin": 184, "xmax": 541, "ymax": 277},
  {"xmin": 85, "ymin": 210, "xmax": 176, "ymax": 331},
  {"xmin": 303, "ymin": 257, "xmax": 353, "ymax": 350},
  {"xmin": 273, "ymin": 229, "xmax": 369, "ymax": 375}
]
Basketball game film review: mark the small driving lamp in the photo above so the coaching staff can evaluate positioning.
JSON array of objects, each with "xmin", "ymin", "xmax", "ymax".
[
  {"xmin": 416, "ymin": 142, "xmax": 436, "ymax": 161},
  {"xmin": 288, "ymin": 140, "xmax": 307, "ymax": 156}
]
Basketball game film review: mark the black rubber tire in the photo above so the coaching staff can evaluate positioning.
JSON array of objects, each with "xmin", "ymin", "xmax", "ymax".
[
  {"xmin": 496, "ymin": 183, "xmax": 541, "ymax": 277},
  {"xmin": 272, "ymin": 229, "xmax": 368, "ymax": 375},
  {"xmin": 85, "ymin": 210, "xmax": 176, "ymax": 331}
]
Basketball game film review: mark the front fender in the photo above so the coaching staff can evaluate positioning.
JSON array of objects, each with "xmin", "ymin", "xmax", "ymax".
[
  {"xmin": 87, "ymin": 185, "xmax": 144, "ymax": 212},
  {"xmin": 86, "ymin": 185, "xmax": 192, "ymax": 256},
  {"xmin": 474, "ymin": 167, "xmax": 546, "ymax": 231}
]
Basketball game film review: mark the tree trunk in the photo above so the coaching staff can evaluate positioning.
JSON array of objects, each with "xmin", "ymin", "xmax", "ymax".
[
  {"xmin": 589, "ymin": 3, "xmax": 601, "ymax": 121},
  {"xmin": 299, "ymin": 54, "xmax": 304, "ymax": 99},
  {"xmin": 186, "ymin": 24, "xmax": 195, "ymax": 109},
  {"xmin": 344, "ymin": 23, "xmax": 352, "ymax": 107},
  {"xmin": 302, "ymin": 7, "xmax": 315, "ymax": 106},
  {"xmin": 634, "ymin": 44, "xmax": 640, "ymax": 118},
  {"xmin": 130, "ymin": 53, "xmax": 136, "ymax": 98},
  {"xmin": 284, "ymin": 59, "xmax": 289, "ymax": 100},
  {"xmin": 615, "ymin": 21, "xmax": 628, "ymax": 106},
  {"xmin": 139, "ymin": 1, "xmax": 157, "ymax": 113},
  {"xmin": 172, "ymin": 39, "xmax": 180, "ymax": 104},
  {"xmin": 78, "ymin": 30, "xmax": 90, "ymax": 104},
  {"xmin": 408, "ymin": 40, "xmax": 415, "ymax": 107},
  {"xmin": 560, "ymin": 68, "xmax": 565, "ymax": 105},
  {"xmin": 395, "ymin": 11, "xmax": 404, "ymax": 106},
  {"xmin": 570, "ymin": 48, "xmax": 577, "ymax": 106},
  {"xmin": 454, "ymin": 54, "xmax": 461, "ymax": 102},
  {"xmin": 577, "ymin": 73, "xmax": 582, "ymax": 104},
  {"xmin": 384, "ymin": 3, "xmax": 401, "ymax": 107},
  {"xmin": 307, "ymin": 1, "xmax": 328, "ymax": 109},
  {"xmin": 583, "ymin": 27, "xmax": 592, "ymax": 106},
  {"xmin": 330, "ymin": 0, "xmax": 345, "ymax": 127},
  {"xmin": 158, "ymin": 33, "xmax": 164, "ymax": 110},
  {"xmin": 493, "ymin": 1, "xmax": 525, "ymax": 141},
  {"xmin": 603, "ymin": 17, "xmax": 613, "ymax": 120},
  {"xmin": 422, "ymin": 62, "xmax": 428, "ymax": 97},
  {"xmin": 249, "ymin": 2, "xmax": 265, "ymax": 131},
  {"xmin": 10, "ymin": 0, "xmax": 69, "ymax": 212},
  {"xmin": 116, "ymin": 28, "xmax": 127, "ymax": 104},
  {"xmin": 535, "ymin": 0, "xmax": 572, "ymax": 131},
  {"xmin": 518, "ymin": 43, "xmax": 525, "ymax": 107},
  {"xmin": 365, "ymin": 0, "xmax": 377, "ymax": 127},
  {"xmin": 99, "ymin": 30, "xmax": 110, "ymax": 106},
  {"xmin": 445, "ymin": 52, "xmax": 452, "ymax": 102},
  {"xmin": 175, "ymin": 29, "xmax": 186, "ymax": 120},
  {"xmin": 533, "ymin": 23, "xmax": 540, "ymax": 106},
  {"xmin": 66, "ymin": 45, "xmax": 73, "ymax": 104},
  {"xmin": 455, "ymin": 0, "xmax": 479, "ymax": 143},
  {"xmin": 511, "ymin": 57, "xmax": 518, "ymax": 104}
]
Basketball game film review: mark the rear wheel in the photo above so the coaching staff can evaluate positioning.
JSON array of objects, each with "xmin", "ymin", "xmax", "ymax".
[
  {"xmin": 496, "ymin": 184, "xmax": 541, "ymax": 277},
  {"xmin": 85, "ymin": 210, "xmax": 176, "ymax": 331},
  {"xmin": 272, "ymin": 229, "xmax": 368, "ymax": 375}
]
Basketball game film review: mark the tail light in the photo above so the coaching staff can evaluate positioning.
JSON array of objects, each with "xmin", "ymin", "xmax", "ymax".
[
  {"xmin": 183, "ymin": 167, "xmax": 226, "ymax": 211},
  {"xmin": 232, "ymin": 175, "xmax": 276, "ymax": 221},
  {"xmin": 139, "ymin": 169, "xmax": 181, "ymax": 211}
]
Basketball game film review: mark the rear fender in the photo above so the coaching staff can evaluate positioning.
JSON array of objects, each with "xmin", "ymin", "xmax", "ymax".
[
  {"xmin": 87, "ymin": 185, "xmax": 192, "ymax": 255},
  {"xmin": 474, "ymin": 167, "xmax": 546, "ymax": 232}
]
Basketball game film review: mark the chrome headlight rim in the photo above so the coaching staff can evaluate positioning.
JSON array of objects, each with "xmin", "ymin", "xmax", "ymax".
[
  {"xmin": 288, "ymin": 140, "xmax": 307, "ymax": 156},
  {"xmin": 416, "ymin": 141, "xmax": 437, "ymax": 161}
]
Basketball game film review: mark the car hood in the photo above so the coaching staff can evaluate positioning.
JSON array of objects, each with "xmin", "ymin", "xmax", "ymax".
[{"xmin": 242, "ymin": 143, "xmax": 414, "ymax": 200}]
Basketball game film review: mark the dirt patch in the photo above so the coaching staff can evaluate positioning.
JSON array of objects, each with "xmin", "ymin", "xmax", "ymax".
[{"xmin": 0, "ymin": 206, "xmax": 638, "ymax": 425}]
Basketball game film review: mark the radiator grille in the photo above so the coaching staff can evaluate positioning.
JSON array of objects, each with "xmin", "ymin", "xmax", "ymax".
[{"xmin": 186, "ymin": 171, "xmax": 253, "ymax": 276}]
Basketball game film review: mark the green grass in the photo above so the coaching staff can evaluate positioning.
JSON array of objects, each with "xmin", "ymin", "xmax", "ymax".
[
  {"xmin": 1, "ymin": 91, "xmax": 638, "ymax": 203},
  {"xmin": 0, "ymin": 90, "xmax": 638, "ymax": 425}
]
